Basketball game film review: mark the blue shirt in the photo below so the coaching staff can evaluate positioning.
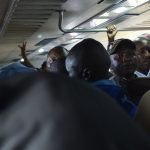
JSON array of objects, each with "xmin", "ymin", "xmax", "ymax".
[
  {"xmin": 93, "ymin": 80, "xmax": 137, "ymax": 118},
  {"xmin": 0, "ymin": 63, "xmax": 36, "ymax": 79}
]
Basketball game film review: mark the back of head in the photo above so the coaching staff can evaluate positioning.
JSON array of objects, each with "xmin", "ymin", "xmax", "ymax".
[
  {"xmin": 136, "ymin": 33, "xmax": 150, "ymax": 47},
  {"xmin": 47, "ymin": 46, "xmax": 68, "ymax": 59},
  {"xmin": 134, "ymin": 40, "xmax": 144, "ymax": 52},
  {"xmin": 66, "ymin": 38, "xmax": 111, "ymax": 82}
]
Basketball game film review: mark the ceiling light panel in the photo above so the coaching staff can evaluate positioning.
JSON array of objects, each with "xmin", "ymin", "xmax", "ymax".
[
  {"xmin": 112, "ymin": 7, "xmax": 132, "ymax": 14},
  {"xmin": 127, "ymin": 0, "xmax": 149, "ymax": 7}
]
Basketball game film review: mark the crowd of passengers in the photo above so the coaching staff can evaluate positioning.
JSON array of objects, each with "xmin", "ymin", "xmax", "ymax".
[{"xmin": 0, "ymin": 25, "xmax": 150, "ymax": 149}]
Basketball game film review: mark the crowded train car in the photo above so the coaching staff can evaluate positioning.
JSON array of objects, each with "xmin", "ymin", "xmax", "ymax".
[{"xmin": 0, "ymin": 0, "xmax": 150, "ymax": 149}]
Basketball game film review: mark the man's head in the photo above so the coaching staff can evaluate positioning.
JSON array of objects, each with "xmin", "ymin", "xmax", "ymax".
[
  {"xmin": 109, "ymin": 39, "xmax": 137, "ymax": 78},
  {"xmin": 46, "ymin": 46, "xmax": 69, "ymax": 74},
  {"xmin": 66, "ymin": 38, "xmax": 111, "ymax": 82},
  {"xmin": 136, "ymin": 46, "xmax": 150, "ymax": 75},
  {"xmin": 134, "ymin": 40, "xmax": 144, "ymax": 52}
]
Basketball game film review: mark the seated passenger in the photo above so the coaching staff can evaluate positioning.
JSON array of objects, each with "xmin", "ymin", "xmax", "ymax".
[
  {"xmin": 66, "ymin": 38, "xmax": 136, "ymax": 117},
  {"xmin": 0, "ymin": 72, "xmax": 150, "ymax": 150}
]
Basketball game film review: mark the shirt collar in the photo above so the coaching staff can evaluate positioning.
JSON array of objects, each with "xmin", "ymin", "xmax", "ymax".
[{"xmin": 134, "ymin": 70, "xmax": 150, "ymax": 77}]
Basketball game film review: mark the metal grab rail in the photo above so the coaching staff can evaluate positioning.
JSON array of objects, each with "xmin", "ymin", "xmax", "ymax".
[{"xmin": 57, "ymin": 0, "xmax": 150, "ymax": 34}]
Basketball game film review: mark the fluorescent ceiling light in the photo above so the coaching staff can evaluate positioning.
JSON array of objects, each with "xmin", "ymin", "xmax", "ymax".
[
  {"xmin": 127, "ymin": 0, "xmax": 149, "ymax": 7},
  {"xmin": 38, "ymin": 35, "xmax": 42, "ymax": 38},
  {"xmin": 100, "ymin": 12, "xmax": 109, "ymax": 17},
  {"xmin": 20, "ymin": 58, "xmax": 24, "ymax": 62},
  {"xmin": 38, "ymin": 48, "xmax": 45, "ymax": 53},
  {"xmin": 112, "ymin": 7, "xmax": 129, "ymax": 13},
  {"xmin": 90, "ymin": 19, "xmax": 108, "ymax": 27},
  {"xmin": 70, "ymin": 33, "xmax": 79, "ymax": 37}
]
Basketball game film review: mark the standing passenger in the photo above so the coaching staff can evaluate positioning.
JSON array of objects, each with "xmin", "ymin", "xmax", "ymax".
[
  {"xmin": 66, "ymin": 38, "xmax": 136, "ymax": 117},
  {"xmin": 18, "ymin": 42, "xmax": 69, "ymax": 74}
]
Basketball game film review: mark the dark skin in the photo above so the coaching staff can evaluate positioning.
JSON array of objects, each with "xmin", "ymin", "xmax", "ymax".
[
  {"xmin": 66, "ymin": 39, "xmax": 111, "ymax": 82},
  {"xmin": 136, "ymin": 47, "xmax": 150, "ymax": 75},
  {"xmin": 110, "ymin": 47, "xmax": 137, "ymax": 85},
  {"xmin": 106, "ymin": 27, "xmax": 137, "ymax": 83},
  {"xmin": 46, "ymin": 47, "xmax": 68, "ymax": 73},
  {"xmin": 18, "ymin": 42, "xmax": 35, "ymax": 68},
  {"xmin": 18, "ymin": 42, "xmax": 68, "ymax": 73},
  {"xmin": 134, "ymin": 40, "xmax": 144, "ymax": 52},
  {"xmin": 106, "ymin": 25, "xmax": 118, "ymax": 43},
  {"xmin": 66, "ymin": 53, "xmax": 110, "ymax": 82}
]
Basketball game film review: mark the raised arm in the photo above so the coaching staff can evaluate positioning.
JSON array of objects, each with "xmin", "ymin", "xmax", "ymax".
[
  {"xmin": 18, "ymin": 42, "xmax": 35, "ymax": 68},
  {"xmin": 106, "ymin": 25, "xmax": 118, "ymax": 51}
]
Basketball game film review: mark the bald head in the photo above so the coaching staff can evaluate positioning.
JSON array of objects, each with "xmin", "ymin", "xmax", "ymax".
[
  {"xmin": 46, "ymin": 46, "xmax": 69, "ymax": 74},
  {"xmin": 66, "ymin": 38, "xmax": 111, "ymax": 82}
]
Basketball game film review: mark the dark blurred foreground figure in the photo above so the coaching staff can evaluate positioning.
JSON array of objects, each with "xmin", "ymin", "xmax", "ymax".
[
  {"xmin": 0, "ymin": 62, "xmax": 35, "ymax": 79},
  {"xmin": 66, "ymin": 38, "xmax": 136, "ymax": 117},
  {"xmin": 126, "ymin": 77, "xmax": 150, "ymax": 105},
  {"xmin": 0, "ymin": 72, "xmax": 150, "ymax": 150},
  {"xmin": 135, "ymin": 90, "xmax": 150, "ymax": 136}
]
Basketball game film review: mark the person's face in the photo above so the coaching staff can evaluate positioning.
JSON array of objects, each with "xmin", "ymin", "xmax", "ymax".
[
  {"xmin": 46, "ymin": 51, "xmax": 63, "ymax": 72},
  {"xmin": 136, "ymin": 48, "xmax": 150, "ymax": 71},
  {"xmin": 110, "ymin": 48, "xmax": 137, "ymax": 77}
]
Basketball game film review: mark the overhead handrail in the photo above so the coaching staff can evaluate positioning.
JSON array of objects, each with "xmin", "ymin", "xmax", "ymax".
[
  {"xmin": 57, "ymin": 0, "xmax": 150, "ymax": 33},
  {"xmin": 57, "ymin": 10, "xmax": 150, "ymax": 33}
]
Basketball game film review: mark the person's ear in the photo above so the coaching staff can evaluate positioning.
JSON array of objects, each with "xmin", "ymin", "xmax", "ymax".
[{"xmin": 81, "ymin": 68, "xmax": 92, "ymax": 81}]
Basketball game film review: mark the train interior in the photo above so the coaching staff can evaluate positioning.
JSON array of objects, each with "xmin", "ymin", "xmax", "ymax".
[{"xmin": 0, "ymin": 0, "xmax": 149, "ymax": 67}]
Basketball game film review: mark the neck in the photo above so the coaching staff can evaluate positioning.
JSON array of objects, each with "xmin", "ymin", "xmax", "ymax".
[
  {"xmin": 118, "ymin": 73, "xmax": 135, "ymax": 81},
  {"xmin": 90, "ymin": 73, "xmax": 109, "ymax": 82}
]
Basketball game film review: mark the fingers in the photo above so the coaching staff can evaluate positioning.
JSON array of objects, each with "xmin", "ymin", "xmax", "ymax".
[
  {"xmin": 18, "ymin": 41, "xmax": 27, "ymax": 48},
  {"xmin": 23, "ymin": 41, "xmax": 27, "ymax": 46},
  {"xmin": 106, "ymin": 25, "xmax": 117, "ymax": 32}
]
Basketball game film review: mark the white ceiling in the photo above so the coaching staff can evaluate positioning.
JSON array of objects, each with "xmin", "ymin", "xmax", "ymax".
[{"xmin": 0, "ymin": 0, "xmax": 150, "ymax": 67}]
